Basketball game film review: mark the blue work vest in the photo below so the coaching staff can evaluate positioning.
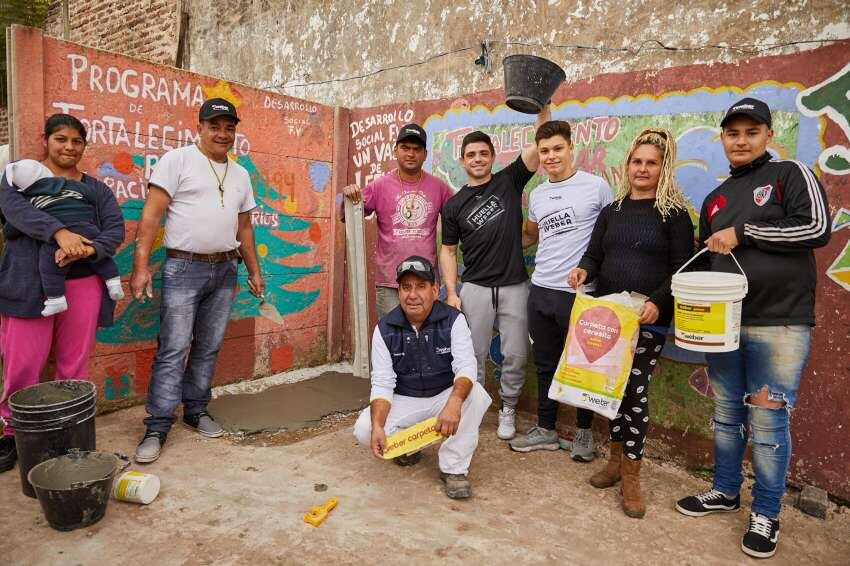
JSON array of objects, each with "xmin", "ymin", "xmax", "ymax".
[{"xmin": 378, "ymin": 301, "xmax": 460, "ymax": 398}]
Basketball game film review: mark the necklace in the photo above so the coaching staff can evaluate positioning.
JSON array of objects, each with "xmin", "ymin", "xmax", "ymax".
[
  {"xmin": 397, "ymin": 169, "xmax": 424, "ymax": 220},
  {"xmin": 201, "ymin": 145, "xmax": 229, "ymax": 208}
]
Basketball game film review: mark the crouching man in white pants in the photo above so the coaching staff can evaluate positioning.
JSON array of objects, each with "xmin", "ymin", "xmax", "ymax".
[{"xmin": 353, "ymin": 255, "xmax": 492, "ymax": 499}]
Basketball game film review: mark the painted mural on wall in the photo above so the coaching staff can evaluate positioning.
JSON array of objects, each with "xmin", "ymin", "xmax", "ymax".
[
  {"xmin": 11, "ymin": 30, "xmax": 336, "ymax": 403},
  {"xmin": 346, "ymin": 42, "xmax": 850, "ymax": 499},
  {"xmin": 348, "ymin": 65, "xmax": 850, "ymax": 300},
  {"xmin": 795, "ymin": 62, "xmax": 850, "ymax": 292}
]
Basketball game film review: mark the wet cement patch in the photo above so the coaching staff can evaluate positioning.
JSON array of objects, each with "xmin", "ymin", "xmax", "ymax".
[{"xmin": 208, "ymin": 372, "xmax": 370, "ymax": 434}]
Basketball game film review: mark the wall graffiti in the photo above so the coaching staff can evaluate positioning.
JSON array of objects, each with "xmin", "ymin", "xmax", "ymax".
[
  {"xmin": 346, "ymin": 42, "xmax": 850, "ymax": 499},
  {"xmin": 424, "ymin": 84, "xmax": 812, "ymax": 217},
  {"xmin": 349, "ymin": 107, "xmax": 416, "ymax": 186},
  {"xmin": 10, "ymin": 29, "xmax": 336, "ymax": 405},
  {"xmin": 797, "ymin": 62, "xmax": 850, "ymax": 175},
  {"xmin": 827, "ymin": 208, "xmax": 850, "ymax": 291}
]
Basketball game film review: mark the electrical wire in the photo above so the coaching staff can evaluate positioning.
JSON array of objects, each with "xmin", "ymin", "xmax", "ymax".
[
  {"xmin": 271, "ymin": 46, "xmax": 477, "ymax": 91},
  {"xmin": 273, "ymin": 37, "xmax": 850, "ymax": 90}
]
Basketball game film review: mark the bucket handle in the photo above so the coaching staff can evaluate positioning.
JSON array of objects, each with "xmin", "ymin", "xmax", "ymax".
[
  {"xmin": 67, "ymin": 453, "xmax": 130, "ymax": 489},
  {"xmin": 115, "ymin": 452, "xmax": 131, "ymax": 473},
  {"xmin": 675, "ymin": 247, "xmax": 748, "ymax": 279}
]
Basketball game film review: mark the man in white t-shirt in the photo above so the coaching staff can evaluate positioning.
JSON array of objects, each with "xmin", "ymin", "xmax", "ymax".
[
  {"xmin": 130, "ymin": 98, "xmax": 265, "ymax": 463},
  {"xmin": 508, "ymin": 120, "xmax": 612, "ymax": 462}
]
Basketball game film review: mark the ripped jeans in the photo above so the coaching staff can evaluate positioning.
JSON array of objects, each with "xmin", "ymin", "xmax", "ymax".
[{"xmin": 707, "ymin": 325, "xmax": 811, "ymax": 519}]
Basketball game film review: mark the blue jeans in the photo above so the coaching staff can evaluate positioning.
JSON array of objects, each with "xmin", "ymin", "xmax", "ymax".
[
  {"xmin": 144, "ymin": 258, "xmax": 237, "ymax": 433},
  {"xmin": 707, "ymin": 325, "xmax": 811, "ymax": 519}
]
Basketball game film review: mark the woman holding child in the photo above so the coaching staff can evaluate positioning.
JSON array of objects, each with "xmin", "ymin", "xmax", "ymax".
[
  {"xmin": 0, "ymin": 114, "xmax": 125, "ymax": 472},
  {"xmin": 567, "ymin": 128, "xmax": 694, "ymax": 518}
]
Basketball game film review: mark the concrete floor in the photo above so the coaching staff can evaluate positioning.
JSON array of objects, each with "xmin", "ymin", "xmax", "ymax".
[{"xmin": 2, "ymin": 405, "xmax": 848, "ymax": 565}]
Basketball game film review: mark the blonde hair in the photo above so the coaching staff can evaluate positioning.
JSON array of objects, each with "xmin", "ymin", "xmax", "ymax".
[{"xmin": 614, "ymin": 127, "xmax": 688, "ymax": 220}]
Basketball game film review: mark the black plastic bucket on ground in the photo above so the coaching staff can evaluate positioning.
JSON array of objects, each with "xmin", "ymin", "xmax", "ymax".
[
  {"xmin": 503, "ymin": 54, "xmax": 566, "ymax": 114},
  {"xmin": 8, "ymin": 381, "xmax": 97, "ymax": 498},
  {"xmin": 28, "ymin": 449, "xmax": 128, "ymax": 531}
]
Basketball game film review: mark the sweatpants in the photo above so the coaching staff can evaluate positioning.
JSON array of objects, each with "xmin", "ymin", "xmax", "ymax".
[
  {"xmin": 0, "ymin": 275, "xmax": 103, "ymax": 436},
  {"xmin": 609, "ymin": 329, "xmax": 666, "ymax": 460},
  {"xmin": 353, "ymin": 382, "xmax": 492, "ymax": 474},
  {"xmin": 375, "ymin": 286, "xmax": 400, "ymax": 319},
  {"xmin": 527, "ymin": 284, "xmax": 594, "ymax": 430},
  {"xmin": 459, "ymin": 281, "xmax": 528, "ymax": 408}
]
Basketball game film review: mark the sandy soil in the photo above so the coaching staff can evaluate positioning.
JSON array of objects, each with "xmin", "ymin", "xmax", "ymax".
[{"xmin": 1, "ymin": 407, "xmax": 847, "ymax": 565}]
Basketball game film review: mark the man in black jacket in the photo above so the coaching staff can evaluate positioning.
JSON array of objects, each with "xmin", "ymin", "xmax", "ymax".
[
  {"xmin": 675, "ymin": 98, "xmax": 831, "ymax": 559},
  {"xmin": 352, "ymin": 256, "xmax": 492, "ymax": 499}
]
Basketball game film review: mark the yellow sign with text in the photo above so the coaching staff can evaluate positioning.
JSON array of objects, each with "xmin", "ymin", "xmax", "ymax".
[{"xmin": 382, "ymin": 417, "xmax": 444, "ymax": 460}]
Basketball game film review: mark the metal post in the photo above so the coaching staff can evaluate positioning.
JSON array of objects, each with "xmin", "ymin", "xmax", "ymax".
[{"xmin": 344, "ymin": 198, "xmax": 370, "ymax": 378}]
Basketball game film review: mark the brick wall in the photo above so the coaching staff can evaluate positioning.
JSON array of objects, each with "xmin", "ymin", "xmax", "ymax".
[
  {"xmin": 0, "ymin": 106, "xmax": 8, "ymax": 145},
  {"xmin": 43, "ymin": 0, "xmax": 179, "ymax": 66}
]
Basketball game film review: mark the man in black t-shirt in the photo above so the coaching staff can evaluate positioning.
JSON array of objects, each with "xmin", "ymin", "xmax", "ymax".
[{"xmin": 440, "ymin": 106, "xmax": 549, "ymax": 441}]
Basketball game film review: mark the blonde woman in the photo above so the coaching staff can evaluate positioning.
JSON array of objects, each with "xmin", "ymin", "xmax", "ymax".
[{"xmin": 567, "ymin": 128, "xmax": 694, "ymax": 518}]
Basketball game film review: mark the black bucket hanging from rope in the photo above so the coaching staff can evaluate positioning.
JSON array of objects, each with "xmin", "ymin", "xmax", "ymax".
[{"xmin": 503, "ymin": 54, "xmax": 566, "ymax": 114}]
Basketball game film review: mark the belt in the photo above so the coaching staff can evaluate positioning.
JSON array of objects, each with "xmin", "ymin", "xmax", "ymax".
[{"xmin": 166, "ymin": 248, "xmax": 240, "ymax": 264}]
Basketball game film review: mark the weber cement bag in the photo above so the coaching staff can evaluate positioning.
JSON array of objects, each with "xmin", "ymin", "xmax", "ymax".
[{"xmin": 548, "ymin": 292, "xmax": 641, "ymax": 419}]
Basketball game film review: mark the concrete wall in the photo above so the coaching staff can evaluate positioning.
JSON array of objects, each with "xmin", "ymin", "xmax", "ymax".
[
  {"xmin": 7, "ymin": 27, "xmax": 343, "ymax": 408},
  {"xmin": 343, "ymin": 41, "xmax": 850, "ymax": 499},
  {"xmin": 183, "ymin": 0, "xmax": 850, "ymax": 108},
  {"xmin": 43, "ymin": 0, "xmax": 180, "ymax": 66}
]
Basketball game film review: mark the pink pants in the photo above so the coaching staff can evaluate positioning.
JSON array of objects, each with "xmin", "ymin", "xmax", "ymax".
[{"xmin": 0, "ymin": 275, "xmax": 103, "ymax": 436}]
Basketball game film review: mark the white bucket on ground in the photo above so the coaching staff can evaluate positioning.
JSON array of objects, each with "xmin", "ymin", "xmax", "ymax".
[
  {"xmin": 112, "ymin": 470, "xmax": 160, "ymax": 504},
  {"xmin": 671, "ymin": 249, "xmax": 748, "ymax": 353}
]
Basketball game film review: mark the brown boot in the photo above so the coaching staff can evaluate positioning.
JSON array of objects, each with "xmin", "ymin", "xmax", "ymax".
[
  {"xmin": 589, "ymin": 441, "xmax": 622, "ymax": 488},
  {"xmin": 620, "ymin": 457, "xmax": 645, "ymax": 518}
]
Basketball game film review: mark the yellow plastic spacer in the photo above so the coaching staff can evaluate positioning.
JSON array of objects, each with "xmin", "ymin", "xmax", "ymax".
[{"xmin": 303, "ymin": 497, "xmax": 338, "ymax": 527}]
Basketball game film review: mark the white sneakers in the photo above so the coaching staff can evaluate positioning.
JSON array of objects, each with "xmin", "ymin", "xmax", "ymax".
[{"xmin": 497, "ymin": 406, "xmax": 517, "ymax": 440}]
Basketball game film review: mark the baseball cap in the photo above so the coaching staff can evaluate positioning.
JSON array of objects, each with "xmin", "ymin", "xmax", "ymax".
[
  {"xmin": 396, "ymin": 255, "xmax": 435, "ymax": 283},
  {"xmin": 720, "ymin": 97, "xmax": 772, "ymax": 129},
  {"xmin": 396, "ymin": 123, "xmax": 427, "ymax": 146},
  {"xmin": 199, "ymin": 98, "xmax": 240, "ymax": 123}
]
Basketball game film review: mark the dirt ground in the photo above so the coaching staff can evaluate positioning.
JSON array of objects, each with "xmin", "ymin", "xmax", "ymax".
[{"xmin": 2, "ymin": 406, "xmax": 848, "ymax": 566}]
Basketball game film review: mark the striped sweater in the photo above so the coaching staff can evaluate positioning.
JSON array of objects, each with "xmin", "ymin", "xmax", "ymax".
[
  {"xmin": 3, "ymin": 177, "xmax": 97, "ymax": 239},
  {"xmin": 698, "ymin": 153, "xmax": 831, "ymax": 326}
]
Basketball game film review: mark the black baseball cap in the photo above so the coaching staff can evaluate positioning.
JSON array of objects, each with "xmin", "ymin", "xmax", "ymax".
[
  {"xmin": 396, "ymin": 255, "xmax": 435, "ymax": 283},
  {"xmin": 199, "ymin": 98, "xmax": 240, "ymax": 123},
  {"xmin": 396, "ymin": 123, "xmax": 427, "ymax": 146},
  {"xmin": 720, "ymin": 97, "xmax": 772, "ymax": 129}
]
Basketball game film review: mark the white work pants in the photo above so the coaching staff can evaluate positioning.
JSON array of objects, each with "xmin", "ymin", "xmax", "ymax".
[{"xmin": 353, "ymin": 382, "xmax": 492, "ymax": 474}]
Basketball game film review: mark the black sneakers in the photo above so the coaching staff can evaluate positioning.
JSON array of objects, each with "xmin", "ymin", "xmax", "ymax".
[
  {"xmin": 0, "ymin": 436, "xmax": 17, "ymax": 473},
  {"xmin": 393, "ymin": 451, "xmax": 422, "ymax": 467},
  {"xmin": 742, "ymin": 512, "xmax": 780, "ymax": 559},
  {"xmin": 675, "ymin": 488, "xmax": 741, "ymax": 516}
]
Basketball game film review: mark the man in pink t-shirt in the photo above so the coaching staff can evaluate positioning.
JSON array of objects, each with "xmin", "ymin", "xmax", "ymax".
[{"xmin": 343, "ymin": 124, "xmax": 454, "ymax": 317}]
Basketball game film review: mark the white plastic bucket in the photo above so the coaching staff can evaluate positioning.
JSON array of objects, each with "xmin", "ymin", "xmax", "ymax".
[
  {"xmin": 671, "ymin": 249, "xmax": 748, "ymax": 353},
  {"xmin": 112, "ymin": 471, "xmax": 160, "ymax": 504}
]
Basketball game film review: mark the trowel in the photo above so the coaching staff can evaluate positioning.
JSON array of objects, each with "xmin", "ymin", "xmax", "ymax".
[
  {"xmin": 258, "ymin": 294, "xmax": 284, "ymax": 324},
  {"xmin": 248, "ymin": 278, "xmax": 284, "ymax": 324}
]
